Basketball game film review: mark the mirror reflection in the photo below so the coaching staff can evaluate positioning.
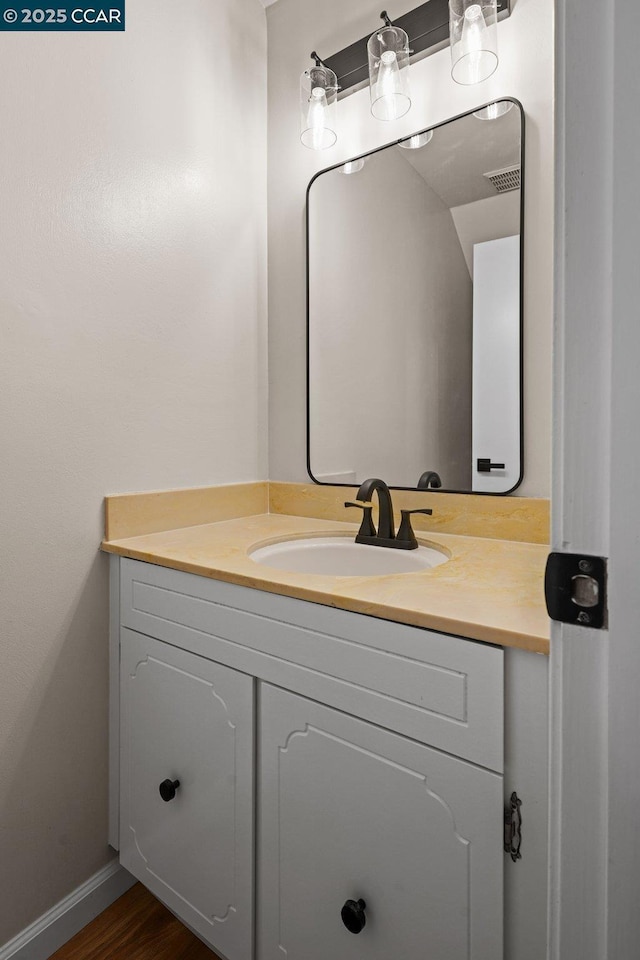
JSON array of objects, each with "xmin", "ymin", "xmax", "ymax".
[{"xmin": 307, "ymin": 100, "xmax": 523, "ymax": 494}]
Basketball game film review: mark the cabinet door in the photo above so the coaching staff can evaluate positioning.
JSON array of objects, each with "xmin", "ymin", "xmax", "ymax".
[
  {"xmin": 259, "ymin": 684, "xmax": 503, "ymax": 960},
  {"xmin": 119, "ymin": 629, "xmax": 253, "ymax": 960}
]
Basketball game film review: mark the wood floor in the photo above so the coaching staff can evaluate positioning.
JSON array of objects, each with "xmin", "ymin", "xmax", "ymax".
[{"xmin": 49, "ymin": 883, "xmax": 221, "ymax": 960}]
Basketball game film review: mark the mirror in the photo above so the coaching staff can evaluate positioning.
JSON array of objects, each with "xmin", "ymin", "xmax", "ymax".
[{"xmin": 307, "ymin": 99, "xmax": 523, "ymax": 494}]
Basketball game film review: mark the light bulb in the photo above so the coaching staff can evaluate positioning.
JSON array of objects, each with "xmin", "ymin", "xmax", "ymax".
[
  {"xmin": 463, "ymin": 4, "xmax": 485, "ymax": 43},
  {"xmin": 307, "ymin": 87, "xmax": 329, "ymax": 151},
  {"xmin": 374, "ymin": 51, "xmax": 405, "ymax": 121},
  {"xmin": 379, "ymin": 51, "xmax": 399, "ymax": 94}
]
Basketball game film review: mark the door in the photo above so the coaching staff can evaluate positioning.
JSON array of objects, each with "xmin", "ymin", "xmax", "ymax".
[
  {"xmin": 551, "ymin": 0, "xmax": 640, "ymax": 955},
  {"xmin": 471, "ymin": 235, "xmax": 521, "ymax": 492},
  {"xmin": 258, "ymin": 684, "xmax": 503, "ymax": 960},
  {"xmin": 119, "ymin": 629, "xmax": 254, "ymax": 960}
]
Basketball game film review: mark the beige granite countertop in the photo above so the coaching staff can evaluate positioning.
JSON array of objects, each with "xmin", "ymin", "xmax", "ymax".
[{"xmin": 102, "ymin": 499, "xmax": 550, "ymax": 655}]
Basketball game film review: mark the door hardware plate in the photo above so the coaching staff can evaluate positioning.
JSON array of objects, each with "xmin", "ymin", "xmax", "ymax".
[{"xmin": 545, "ymin": 553, "xmax": 607, "ymax": 629}]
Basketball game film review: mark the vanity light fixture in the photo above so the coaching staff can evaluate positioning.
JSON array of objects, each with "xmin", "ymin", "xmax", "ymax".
[
  {"xmin": 449, "ymin": 0, "xmax": 499, "ymax": 85},
  {"xmin": 300, "ymin": 54, "xmax": 339, "ymax": 150},
  {"xmin": 301, "ymin": 0, "xmax": 510, "ymax": 149},
  {"xmin": 367, "ymin": 12, "xmax": 412, "ymax": 122},
  {"xmin": 473, "ymin": 99, "xmax": 514, "ymax": 120},
  {"xmin": 399, "ymin": 129, "xmax": 434, "ymax": 149}
]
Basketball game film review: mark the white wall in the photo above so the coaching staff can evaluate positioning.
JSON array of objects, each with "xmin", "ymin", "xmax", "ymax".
[
  {"xmin": 451, "ymin": 191, "xmax": 521, "ymax": 277},
  {"xmin": 267, "ymin": 0, "xmax": 554, "ymax": 497},
  {"xmin": 0, "ymin": 0, "xmax": 267, "ymax": 944},
  {"xmin": 309, "ymin": 148, "xmax": 472, "ymax": 489}
]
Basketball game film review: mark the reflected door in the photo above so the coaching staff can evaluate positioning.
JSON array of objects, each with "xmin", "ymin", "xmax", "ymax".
[{"xmin": 472, "ymin": 235, "xmax": 521, "ymax": 492}]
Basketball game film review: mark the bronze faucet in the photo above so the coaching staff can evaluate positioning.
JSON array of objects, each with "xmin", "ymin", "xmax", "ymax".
[{"xmin": 345, "ymin": 478, "xmax": 433, "ymax": 551}]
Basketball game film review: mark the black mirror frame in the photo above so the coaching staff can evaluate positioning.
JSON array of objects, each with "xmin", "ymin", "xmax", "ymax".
[{"xmin": 305, "ymin": 97, "xmax": 525, "ymax": 497}]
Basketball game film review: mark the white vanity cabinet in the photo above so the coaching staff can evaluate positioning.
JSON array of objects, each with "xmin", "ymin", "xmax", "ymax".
[
  {"xmin": 118, "ymin": 629, "xmax": 254, "ymax": 960},
  {"xmin": 259, "ymin": 684, "xmax": 503, "ymax": 960},
  {"xmin": 110, "ymin": 557, "xmax": 548, "ymax": 960}
]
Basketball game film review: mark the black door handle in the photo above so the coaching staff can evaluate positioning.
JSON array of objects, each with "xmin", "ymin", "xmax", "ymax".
[
  {"xmin": 159, "ymin": 779, "xmax": 180, "ymax": 802},
  {"xmin": 341, "ymin": 898, "xmax": 367, "ymax": 934},
  {"xmin": 477, "ymin": 458, "xmax": 506, "ymax": 473}
]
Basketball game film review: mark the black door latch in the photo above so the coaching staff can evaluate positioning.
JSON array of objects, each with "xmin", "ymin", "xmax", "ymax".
[{"xmin": 545, "ymin": 553, "xmax": 607, "ymax": 629}]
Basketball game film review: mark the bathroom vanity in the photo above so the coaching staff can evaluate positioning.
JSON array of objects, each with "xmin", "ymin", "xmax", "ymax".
[
  {"xmin": 104, "ymin": 485, "xmax": 550, "ymax": 960},
  {"xmin": 98, "ymin": 76, "xmax": 544, "ymax": 960}
]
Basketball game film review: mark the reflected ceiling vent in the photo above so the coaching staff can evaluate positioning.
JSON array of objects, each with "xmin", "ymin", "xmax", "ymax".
[{"xmin": 483, "ymin": 164, "xmax": 521, "ymax": 193}]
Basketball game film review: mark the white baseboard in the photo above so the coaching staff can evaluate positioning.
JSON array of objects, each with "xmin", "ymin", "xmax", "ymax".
[{"xmin": 0, "ymin": 860, "xmax": 136, "ymax": 960}]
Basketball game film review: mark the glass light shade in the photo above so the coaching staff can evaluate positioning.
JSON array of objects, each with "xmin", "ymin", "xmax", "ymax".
[
  {"xmin": 399, "ymin": 130, "xmax": 434, "ymax": 149},
  {"xmin": 342, "ymin": 158, "xmax": 366, "ymax": 174},
  {"xmin": 367, "ymin": 25, "xmax": 411, "ymax": 121},
  {"xmin": 300, "ymin": 65, "xmax": 338, "ymax": 150},
  {"xmin": 473, "ymin": 100, "xmax": 514, "ymax": 120},
  {"xmin": 449, "ymin": 0, "xmax": 498, "ymax": 85}
]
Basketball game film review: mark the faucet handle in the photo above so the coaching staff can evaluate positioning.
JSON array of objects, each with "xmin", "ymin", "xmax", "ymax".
[
  {"xmin": 397, "ymin": 508, "xmax": 433, "ymax": 549},
  {"xmin": 344, "ymin": 501, "xmax": 376, "ymax": 539}
]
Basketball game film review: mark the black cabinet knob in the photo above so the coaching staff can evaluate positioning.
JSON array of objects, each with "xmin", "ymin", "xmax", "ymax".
[
  {"xmin": 159, "ymin": 778, "xmax": 180, "ymax": 802},
  {"xmin": 341, "ymin": 898, "xmax": 367, "ymax": 934}
]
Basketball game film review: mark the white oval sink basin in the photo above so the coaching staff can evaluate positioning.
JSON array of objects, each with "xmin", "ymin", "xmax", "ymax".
[{"xmin": 249, "ymin": 536, "xmax": 448, "ymax": 577}]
